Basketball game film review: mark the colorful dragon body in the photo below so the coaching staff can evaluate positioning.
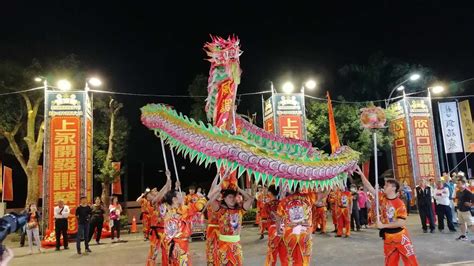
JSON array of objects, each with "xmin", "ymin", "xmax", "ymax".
[{"xmin": 141, "ymin": 36, "xmax": 360, "ymax": 190}]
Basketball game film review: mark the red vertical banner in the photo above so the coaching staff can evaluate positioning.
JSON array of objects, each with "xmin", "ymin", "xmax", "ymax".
[
  {"xmin": 49, "ymin": 117, "xmax": 81, "ymax": 233},
  {"xmin": 38, "ymin": 165, "xmax": 43, "ymax": 199},
  {"xmin": 111, "ymin": 162, "xmax": 122, "ymax": 195},
  {"xmin": 362, "ymin": 160, "xmax": 370, "ymax": 178},
  {"xmin": 3, "ymin": 166, "xmax": 13, "ymax": 201},
  {"xmin": 214, "ymin": 78, "xmax": 235, "ymax": 130},
  {"xmin": 411, "ymin": 117, "xmax": 436, "ymax": 180},
  {"xmin": 278, "ymin": 115, "xmax": 303, "ymax": 140},
  {"xmin": 86, "ymin": 118, "xmax": 93, "ymax": 202},
  {"xmin": 390, "ymin": 118, "xmax": 413, "ymax": 187}
]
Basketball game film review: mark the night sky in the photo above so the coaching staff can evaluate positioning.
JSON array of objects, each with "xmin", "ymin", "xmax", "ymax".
[{"xmin": 1, "ymin": 1, "xmax": 474, "ymax": 206}]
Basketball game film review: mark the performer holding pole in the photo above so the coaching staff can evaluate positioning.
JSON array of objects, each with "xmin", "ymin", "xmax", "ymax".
[
  {"xmin": 357, "ymin": 166, "xmax": 419, "ymax": 266},
  {"xmin": 265, "ymin": 186, "xmax": 288, "ymax": 266}
]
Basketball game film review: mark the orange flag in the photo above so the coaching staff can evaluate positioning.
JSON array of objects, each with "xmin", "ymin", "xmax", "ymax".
[
  {"xmin": 327, "ymin": 91, "xmax": 341, "ymax": 154},
  {"xmin": 3, "ymin": 166, "xmax": 13, "ymax": 201},
  {"xmin": 111, "ymin": 162, "xmax": 122, "ymax": 195}
]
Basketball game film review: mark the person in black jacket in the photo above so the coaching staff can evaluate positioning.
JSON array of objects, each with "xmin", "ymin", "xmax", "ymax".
[
  {"xmin": 88, "ymin": 197, "xmax": 106, "ymax": 245},
  {"xmin": 415, "ymin": 179, "xmax": 436, "ymax": 233},
  {"xmin": 76, "ymin": 196, "xmax": 92, "ymax": 254}
]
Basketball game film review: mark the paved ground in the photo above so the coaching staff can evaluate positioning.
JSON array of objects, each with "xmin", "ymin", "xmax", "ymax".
[{"xmin": 7, "ymin": 215, "xmax": 474, "ymax": 266}]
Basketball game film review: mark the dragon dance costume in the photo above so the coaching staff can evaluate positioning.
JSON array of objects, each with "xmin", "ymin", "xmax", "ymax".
[
  {"xmin": 277, "ymin": 192, "xmax": 315, "ymax": 266},
  {"xmin": 312, "ymin": 193, "xmax": 328, "ymax": 234},
  {"xmin": 163, "ymin": 198, "xmax": 206, "ymax": 266},
  {"xmin": 206, "ymin": 202, "xmax": 220, "ymax": 265},
  {"xmin": 146, "ymin": 202, "xmax": 167, "ymax": 266},
  {"xmin": 336, "ymin": 190, "xmax": 352, "ymax": 237},
  {"xmin": 379, "ymin": 193, "xmax": 418, "ymax": 266},
  {"xmin": 216, "ymin": 205, "xmax": 245, "ymax": 266},
  {"xmin": 265, "ymin": 198, "xmax": 288, "ymax": 266}
]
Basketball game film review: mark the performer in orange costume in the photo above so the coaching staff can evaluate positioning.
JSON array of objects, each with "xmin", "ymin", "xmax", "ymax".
[
  {"xmin": 357, "ymin": 166, "xmax": 419, "ymax": 266},
  {"xmin": 209, "ymin": 174, "xmax": 254, "ymax": 266},
  {"xmin": 335, "ymin": 187, "xmax": 352, "ymax": 237},
  {"xmin": 265, "ymin": 186, "xmax": 288, "ymax": 266},
  {"xmin": 277, "ymin": 187, "xmax": 315, "ymax": 266},
  {"xmin": 145, "ymin": 172, "xmax": 172, "ymax": 266},
  {"xmin": 162, "ymin": 183, "xmax": 206, "ymax": 266},
  {"xmin": 206, "ymin": 174, "xmax": 222, "ymax": 266},
  {"xmin": 313, "ymin": 191, "xmax": 329, "ymax": 234},
  {"xmin": 255, "ymin": 186, "xmax": 263, "ymax": 232},
  {"xmin": 137, "ymin": 189, "xmax": 152, "ymax": 240},
  {"xmin": 258, "ymin": 187, "xmax": 274, "ymax": 239},
  {"xmin": 328, "ymin": 190, "xmax": 338, "ymax": 232}
]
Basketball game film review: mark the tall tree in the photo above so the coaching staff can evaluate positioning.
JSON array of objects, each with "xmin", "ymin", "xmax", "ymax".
[
  {"xmin": 0, "ymin": 55, "xmax": 84, "ymax": 205},
  {"xmin": 306, "ymin": 100, "xmax": 392, "ymax": 163},
  {"xmin": 337, "ymin": 52, "xmax": 436, "ymax": 102},
  {"xmin": 93, "ymin": 95, "xmax": 130, "ymax": 207},
  {"xmin": 187, "ymin": 74, "xmax": 208, "ymax": 121}
]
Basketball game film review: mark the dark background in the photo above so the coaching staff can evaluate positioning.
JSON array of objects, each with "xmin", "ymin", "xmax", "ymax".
[{"xmin": 1, "ymin": 1, "xmax": 473, "ymax": 207}]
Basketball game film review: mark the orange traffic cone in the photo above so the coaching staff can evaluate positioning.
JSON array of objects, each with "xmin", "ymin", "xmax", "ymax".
[{"xmin": 131, "ymin": 216, "xmax": 137, "ymax": 233}]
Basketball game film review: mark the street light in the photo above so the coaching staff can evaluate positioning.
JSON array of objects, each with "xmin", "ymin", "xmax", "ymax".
[
  {"xmin": 57, "ymin": 79, "xmax": 72, "ymax": 91},
  {"xmin": 304, "ymin": 80, "xmax": 317, "ymax": 90},
  {"xmin": 88, "ymin": 77, "xmax": 102, "ymax": 87},
  {"xmin": 386, "ymin": 73, "xmax": 422, "ymax": 107},
  {"xmin": 430, "ymin": 85, "xmax": 444, "ymax": 94},
  {"xmin": 409, "ymin": 74, "xmax": 421, "ymax": 81},
  {"xmin": 282, "ymin": 81, "xmax": 295, "ymax": 94}
]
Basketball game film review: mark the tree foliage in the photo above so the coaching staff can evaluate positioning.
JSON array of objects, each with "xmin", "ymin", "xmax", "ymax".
[
  {"xmin": 92, "ymin": 95, "xmax": 130, "ymax": 205},
  {"xmin": 336, "ymin": 52, "xmax": 437, "ymax": 101},
  {"xmin": 306, "ymin": 100, "xmax": 392, "ymax": 162},
  {"xmin": 0, "ymin": 55, "xmax": 84, "ymax": 205}
]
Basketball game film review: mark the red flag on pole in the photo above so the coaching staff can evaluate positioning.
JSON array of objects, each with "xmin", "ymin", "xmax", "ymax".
[
  {"xmin": 38, "ymin": 165, "xmax": 43, "ymax": 199},
  {"xmin": 327, "ymin": 91, "xmax": 341, "ymax": 153},
  {"xmin": 362, "ymin": 160, "xmax": 370, "ymax": 178},
  {"xmin": 3, "ymin": 166, "xmax": 13, "ymax": 201},
  {"xmin": 111, "ymin": 162, "xmax": 122, "ymax": 195}
]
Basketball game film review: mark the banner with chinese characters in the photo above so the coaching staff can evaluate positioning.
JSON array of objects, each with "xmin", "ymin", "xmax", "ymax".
[
  {"xmin": 49, "ymin": 117, "xmax": 81, "ymax": 232},
  {"xmin": 273, "ymin": 93, "xmax": 306, "ymax": 140},
  {"xmin": 407, "ymin": 98, "xmax": 439, "ymax": 181},
  {"xmin": 390, "ymin": 118, "xmax": 413, "ymax": 187},
  {"xmin": 438, "ymin": 102, "xmax": 464, "ymax": 153},
  {"xmin": 389, "ymin": 97, "xmax": 440, "ymax": 186},
  {"xmin": 263, "ymin": 97, "xmax": 275, "ymax": 133},
  {"xmin": 44, "ymin": 91, "xmax": 92, "ymax": 234},
  {"xmin": 86, "ymin": 118, "xmax": 93, "ymax": 202},
  {"xmin": 458, "ymin": 100, "xmax": 474, "ymax": 152},
  {"xmin": 214, "ymin": 79, "xmax": 235, "ymax": 130}
]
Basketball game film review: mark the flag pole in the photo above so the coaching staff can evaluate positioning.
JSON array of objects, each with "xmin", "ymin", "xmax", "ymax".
[
  {"xmin": 373, "ymin": 131, "xmax": 380, "ymax": 222},
  {"xmin": 170, "ymin": 148, "xmax": 181, "ymax": 194},
  {"xmin": 1, "ymin": 164, "xmax": 4, "ymax": 203}
]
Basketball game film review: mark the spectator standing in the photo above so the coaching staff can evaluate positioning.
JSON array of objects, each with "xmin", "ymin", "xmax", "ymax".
[
  {"xmin": 54, "ymin": 199, "xmax": 70, "ymax": 250},
  {"xmin": 76, "ymin": 196, "xmax": 92, "ymax": 254},
  {"xmin": 415, "ymin": 179, "xmax": 436, "ymax": 233},
  {"xmin": 89, "ymin": 197, "xmax": 106, "ymax": 245},
  {"xmin": 350, "ymin": 185, "xmax": 360, "ymax": 231},
  {"xmin": 402, "ymin": 181, "xmax": 413, "ymax": 214},
  {"xmin": 109, "ymin": 196, "xmax": 123, "ymax": 242},
  {"xmin": 25, "ymin": 203, "xmax": 42, "ymax": 254},
  {"xmin": 434, "ymin": 181, "xmax": 456, "ymax": 232},
  {"xmin": 455, "ymin": 179, "xmax": 474, "ymax": 243},
  {"xmin": 444, "ymin": 175, "xmax": 458, "ymax": 225},
  {"xmin": 358, "ymin": 187, "xmax": 368, "ymax": 229}
]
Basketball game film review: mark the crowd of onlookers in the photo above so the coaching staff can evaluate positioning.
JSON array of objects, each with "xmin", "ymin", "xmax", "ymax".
[
  {"xmin": 400, "ymin": 172, "xmax": 474, "ymax": 243},
  {"xmin": 19, "ymin": 195, "xmax": 124, "ymax": 255}
]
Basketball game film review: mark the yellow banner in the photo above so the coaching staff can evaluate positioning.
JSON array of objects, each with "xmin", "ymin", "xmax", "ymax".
[{"xmin": 459, "ymin": 100, "xmax": 474, "ymax": 152}]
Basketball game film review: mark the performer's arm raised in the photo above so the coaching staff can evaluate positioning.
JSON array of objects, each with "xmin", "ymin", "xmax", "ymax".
[
  {"xmin": 356, "ymin": 166, "xmax": 375, "ymax": 195},
  {"xmin": 238, "ymin": 187, "xmax": 254, "ymax": 211},
  {"xmin": 155, "ymin": 170, "xmax": 172, "ymax": 203}
]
